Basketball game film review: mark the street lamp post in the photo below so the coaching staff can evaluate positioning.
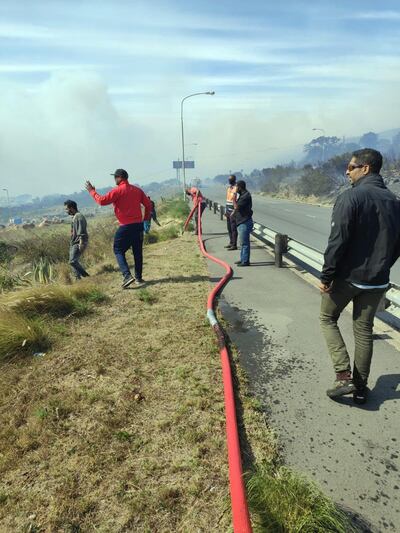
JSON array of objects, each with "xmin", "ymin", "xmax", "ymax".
[
  {"xmin": 181, "ymin": 92, "xmax": 215, "ymax": 198},
  {"xmin": 2, "ymin": 189, "xmax": 10, "ymax": 224},
  {"xmin": 312, "ymin": 128, "xmax": 326, "ymax": 162}
]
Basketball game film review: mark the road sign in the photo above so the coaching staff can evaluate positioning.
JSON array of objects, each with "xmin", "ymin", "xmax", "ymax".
[{"xmin": 173, "ymin": 161, "xmax": 195, "ymax": 169}]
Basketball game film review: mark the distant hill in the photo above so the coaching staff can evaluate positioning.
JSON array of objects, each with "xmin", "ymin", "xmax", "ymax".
[{"xmin": 0, "ymin": 179, "xmax": 181, "ymax": 224}]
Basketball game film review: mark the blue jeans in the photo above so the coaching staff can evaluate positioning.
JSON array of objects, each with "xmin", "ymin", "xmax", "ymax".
[
  {"xmin": 113, "ymin": 223, "xmax": 144, "ymax": 280},
  {"xmin": 237, "ymin": 218, "xmax": 253, "ymax": 264},
  {"xmin": 69, "ymin": 243, "xmax": 89, "ymax": 279}
]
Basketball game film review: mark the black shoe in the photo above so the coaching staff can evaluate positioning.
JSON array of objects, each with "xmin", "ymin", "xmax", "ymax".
[
  {"xmin": 237, "ymin": 262, "xmax": 250, "ymax": 267},
  {"xmin": 224, "ymin": 244, "xmax": 233, "ymax": 248},
  {"xmin": 122, "ymin": 275, "xmax": 135, "ymax": 289},
  {"xmin": 234, "ymin": 260, "xmax": 242, "ymax": 265},
  {"xmin": 135, "ymin": 278, "xmax": 145, "ymax": 287},
  {"xmin": 227, "ymin": 246, "xmax": 238, "ymax": 250},
  {"xmin": 353, "ymin": 387, "xmax": 368, "ymax": 405}
]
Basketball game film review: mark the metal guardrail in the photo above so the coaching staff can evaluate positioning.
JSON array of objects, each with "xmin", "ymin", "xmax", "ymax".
[{"xmin": 205, "ymin": 198, "xmax": 400, "ymax": 323}]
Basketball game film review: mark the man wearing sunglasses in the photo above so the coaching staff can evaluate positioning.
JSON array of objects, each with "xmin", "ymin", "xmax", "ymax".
[{"xmin": 319, "ymin": 149, "xmax": 400, "ymax": 404}]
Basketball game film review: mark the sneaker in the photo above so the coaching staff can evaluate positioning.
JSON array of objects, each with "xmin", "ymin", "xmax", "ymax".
[
  {"xmin": 353, "ymin": 387, "xmax": 368, "ymax": 405},
  {"xmin": 135, "ymin": 278, "xmax": 145, "ymax": 287},
  {"xmin": 122, "ymin": 275, "xmax": 135, "ymax": 289},
  {"xmin": 326, "ymin": 371, "xmax": 356, "ymax": 398},
  {"xmin": 237, "ymin": 262, "xmax": 250, "ymax": 267}
]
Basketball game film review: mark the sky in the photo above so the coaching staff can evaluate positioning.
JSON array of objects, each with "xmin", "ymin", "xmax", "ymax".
[{"xmin": 1, "ymin": 0, "xmax": 400, "ymax": 196}]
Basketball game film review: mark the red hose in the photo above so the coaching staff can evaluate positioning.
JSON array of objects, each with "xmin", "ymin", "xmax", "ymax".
[
  {"xmin": 183, "ymin": 202, "xmax": 252, "ymax": 533},
  {"xmin": 182, "ymin": 203, "xmax": 197, "ymax": 232}
]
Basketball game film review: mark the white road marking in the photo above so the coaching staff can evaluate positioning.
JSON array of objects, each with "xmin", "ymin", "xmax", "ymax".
[{"xmin": 306, "ymin": 215, "xmax": 316, "ymax": 219}]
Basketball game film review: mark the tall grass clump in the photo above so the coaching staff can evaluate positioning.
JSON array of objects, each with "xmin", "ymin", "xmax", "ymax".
[
  {"xmin": 17, "ymin": 231, "xmax": 70, "ymax": 264},
  {"xmin": 144, "ymin": 224, "xmax": 180, "ymax": 245},
  {"xmin": 0, "ymin": 267, "xmax": 27, "ymax": 292},
  {"xmin": 0, "ymin": 310, "xmax": 49, "ymax": 361},
  {"xmin": 0, "ymin": 241, "xmax": 17, "ymax": 265},
  {"xmin": 157, "ymin": 198, "xmax": 190, "ymax": 220},
  {"xmin": 1, "ymin": 284, "xmax": 108, "ymax": 319},
  {"xmin": 84, "ymin": 219, "xmax": 116, "ymax": 264},
  {"xmin": 247, "ymin": 463, "xmax": 357, "ymax": 532}
]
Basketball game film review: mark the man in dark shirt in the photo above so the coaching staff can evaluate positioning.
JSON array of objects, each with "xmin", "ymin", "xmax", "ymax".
[
  {"xmin": 232, "ymin": 180, "xmax": 253, "ymax": 266},
  {"xmin": 64, "ymin": 200, "xmax": 89, "ymax": 280},
  {"xmin": 320, "ymin": 149, "xmax": 400, "ymax": 404}
]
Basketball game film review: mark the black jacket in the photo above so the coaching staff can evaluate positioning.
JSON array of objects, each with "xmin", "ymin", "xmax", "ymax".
[
  {"xmin": 321, "ymin": 173, "xmax": 400, "ymax": 286},
  {"xmin": 234, "ymin": 190, "xmax": 253, "ymax": 226}
]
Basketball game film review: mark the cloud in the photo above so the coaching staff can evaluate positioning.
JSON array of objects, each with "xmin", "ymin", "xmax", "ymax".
[
  {"xmin": 0, "ymin": 21, "xmax": 54, "ymax": 39},
  {"xmin": 352, "ymin": 10, "xmax": 400, "ymax": 20}
]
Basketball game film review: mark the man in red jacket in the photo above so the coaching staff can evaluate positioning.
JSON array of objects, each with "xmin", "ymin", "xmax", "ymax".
[{"xmin": 85, "ymin": 169, "xmax": 151, "ymax": 288}]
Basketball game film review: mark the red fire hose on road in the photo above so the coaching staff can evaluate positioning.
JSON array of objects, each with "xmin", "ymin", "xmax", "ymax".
[{"xmin": 183, "ymin": 202, "xmax": 252, "ymax": 533}]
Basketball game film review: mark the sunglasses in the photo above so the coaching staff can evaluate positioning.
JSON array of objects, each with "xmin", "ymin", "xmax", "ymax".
[{"xmin": 347, "ymin": 164, "xmax": 365, "ymax": 172}]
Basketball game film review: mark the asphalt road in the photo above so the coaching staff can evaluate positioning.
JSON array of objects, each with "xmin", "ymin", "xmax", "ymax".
[
  {"xmin": 205, "ymin": 185, "xmax": 400, "ymax": 285},
  {"xmin": 202, "ymin": 211, "xmax": 400, "ymax": 533}
]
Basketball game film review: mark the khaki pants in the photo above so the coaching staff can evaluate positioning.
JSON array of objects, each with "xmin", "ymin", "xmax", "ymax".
[{"xmin": 320, "ymin": 279, "xmax": 385, "ymax": 387}]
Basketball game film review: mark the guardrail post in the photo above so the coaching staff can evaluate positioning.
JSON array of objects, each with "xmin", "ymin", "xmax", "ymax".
[
  {"xmin": 274, "ymin": 233, "xmax": 288, "ymax": 268},
  {"xmin": 213, "ymin": 202, "xmax": 217, "ymax": 214},
  {"xmin": 220, "ymin": 205, "xmax": 225, "ymax": 220}
]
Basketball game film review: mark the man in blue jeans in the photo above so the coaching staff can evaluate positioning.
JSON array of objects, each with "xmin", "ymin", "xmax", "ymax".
[
  {"xmin": 85, "ymin": 169, "xmax": 151, "ymax": 288},
  {"xmin": 232, "ymin": 180, "xmax": 253, "ymax": 267}
]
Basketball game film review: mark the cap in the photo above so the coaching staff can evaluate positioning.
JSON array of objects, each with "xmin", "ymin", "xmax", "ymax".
[{"xmin": 110, "ymin": 168, "xmax": 129, "ymax": 180}]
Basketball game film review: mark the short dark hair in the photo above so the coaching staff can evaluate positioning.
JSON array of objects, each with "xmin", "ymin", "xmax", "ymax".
[
  {"xmin": 229, "ymin": 174, "xmax": 236, "ymax": 180},
  {"xmin": 352, "ymin": 148, "xmax": 383, "ymax": 174},
  {"xmin": 64, "ymin": 200, "xmax": 78, "ymax": 210},
  {"xmin": 236, "ymin": 180, "xmax": 246, "ymax": 190}
]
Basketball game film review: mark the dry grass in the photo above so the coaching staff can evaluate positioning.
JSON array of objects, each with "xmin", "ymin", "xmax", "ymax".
[
  {"xmin": 0, "ymin": 198, "xmax": 353, "ymax": 531},
  {"xmin": 0, "ymin": 236, "xmax": 232, "ymax": 532},
  {"xmin": 0, "ymin": 310, "xmax": 49, "ymax": 360},
  {"xmin": 0, "ymin": 283, "xmax": 108, "ymax": 319}
]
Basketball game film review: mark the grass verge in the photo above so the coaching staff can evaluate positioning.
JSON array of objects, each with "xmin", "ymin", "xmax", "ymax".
[
  {"xmin": 0, "ymin": 235, "xmax": 231, "ymax": 532},
  {"xmin": 0, "ymin": 284, "xmax": 108, "ymax": 361}
]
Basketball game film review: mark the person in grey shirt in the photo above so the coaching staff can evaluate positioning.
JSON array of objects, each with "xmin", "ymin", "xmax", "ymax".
[{"xmin": 64, "ymin": 200, "xmax": 89, "ymax": 280}]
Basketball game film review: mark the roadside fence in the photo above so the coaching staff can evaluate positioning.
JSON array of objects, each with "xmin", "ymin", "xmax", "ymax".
[{"xmin": 205, "ymin": 198, "xmax": 400, "ymax": 327}]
